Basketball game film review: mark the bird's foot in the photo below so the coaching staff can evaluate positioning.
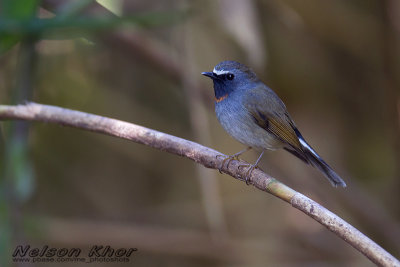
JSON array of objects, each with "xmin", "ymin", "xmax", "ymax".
[
  {"xmin": 238, "ymin": 150, "xmax": 265, "ymax": 185},
  {"xmin": 216, "ymin": 154, "xmax": 240, "ymax": 173},
  {"xmin": 216, "ymin": 147, "xmax": 252, "ymax": 173},
  {"xmin": 238, "ymin": 163, "xmax": 259, "ymax": 185}
]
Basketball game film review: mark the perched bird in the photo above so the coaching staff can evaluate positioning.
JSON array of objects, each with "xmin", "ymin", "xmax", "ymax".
[{"xmin": 202, "ymin": 60, "xmax": 346, "ymax": 187}]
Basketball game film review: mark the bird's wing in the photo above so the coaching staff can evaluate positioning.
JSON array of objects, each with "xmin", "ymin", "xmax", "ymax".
[
  {"xmin": 243, "ymin": 86, "xmax": 302, "ymax": 151},
  {"xmin": 244, "ymin": 85, "xmax": 347, "ymax": 187}
]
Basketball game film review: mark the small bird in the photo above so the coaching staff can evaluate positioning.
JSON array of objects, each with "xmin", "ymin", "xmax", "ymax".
[{"xmin": 202, "ymin": 60, "xmax": 346, "ymax": 187}]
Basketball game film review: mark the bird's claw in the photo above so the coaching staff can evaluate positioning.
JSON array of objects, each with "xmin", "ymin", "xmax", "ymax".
[
  {"xmin": 216, "ymin": 154, "xmax": 240, "ymax": 173},
  {"xmin": 238, "ymin": 163, "xmax": 258, "ymax": 185}
]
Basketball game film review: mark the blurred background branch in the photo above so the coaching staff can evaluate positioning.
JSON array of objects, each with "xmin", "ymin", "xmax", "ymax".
[{"xmin": 0, "ymin": 1, "xmax": 39, "ymax": 265}]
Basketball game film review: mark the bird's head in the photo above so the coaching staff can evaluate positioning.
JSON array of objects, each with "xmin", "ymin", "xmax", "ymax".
[{"xmin": 202, "ymin": 61, "xmax": 259, "ymax": 102}]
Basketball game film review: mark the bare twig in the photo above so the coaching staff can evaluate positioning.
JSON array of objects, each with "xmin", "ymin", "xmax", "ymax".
[{"xmin": 0, "ymin": 102, "xmax": 399, "ymax": 267}]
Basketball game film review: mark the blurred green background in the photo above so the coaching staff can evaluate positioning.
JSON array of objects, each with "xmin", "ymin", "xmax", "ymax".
[{"xmin": 1, "ymin": 0, "xmax": 399, "ymax": 266}]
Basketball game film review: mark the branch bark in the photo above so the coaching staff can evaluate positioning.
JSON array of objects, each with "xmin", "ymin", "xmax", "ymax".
[{"xmin": 0, "ymin": 102, "xmax": 399, "ymax": 267}]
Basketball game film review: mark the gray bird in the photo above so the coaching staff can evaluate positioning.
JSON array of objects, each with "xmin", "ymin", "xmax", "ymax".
[{"xmin": 202, "ymin": 60, "xmax": 346, "ymax": 187}]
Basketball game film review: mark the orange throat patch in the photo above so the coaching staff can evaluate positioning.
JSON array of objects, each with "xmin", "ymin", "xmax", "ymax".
[{"xmin": 215, "ymin": 94, "xmax": 228, "ymax": 103}]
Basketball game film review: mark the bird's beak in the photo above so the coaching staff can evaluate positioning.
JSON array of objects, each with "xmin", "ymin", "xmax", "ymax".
[{"xmin": 201, "ymin": 72, "xmax": 216, "ymax": 79}]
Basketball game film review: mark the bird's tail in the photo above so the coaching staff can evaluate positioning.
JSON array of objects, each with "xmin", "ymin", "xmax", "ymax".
[{"xmin": 285, "ymin": 130, "xmax": 347, "ymax": 187}]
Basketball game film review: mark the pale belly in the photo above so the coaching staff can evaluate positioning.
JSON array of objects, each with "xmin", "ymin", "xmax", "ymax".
[{"xmin": 215, "ymin": 100, "xmax": 283, "ymax": 151}]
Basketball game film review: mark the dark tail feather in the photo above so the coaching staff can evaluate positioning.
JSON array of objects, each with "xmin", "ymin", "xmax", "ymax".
[
  {"xmin": 305, "ymin": 148, "xmax": 346, "ymax": 187},
  {"xmin": 285, "ymin": 132, "xmax": 347, "ymax": 187}
]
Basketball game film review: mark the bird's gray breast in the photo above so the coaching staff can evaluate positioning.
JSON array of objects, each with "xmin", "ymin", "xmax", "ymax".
[{"xmin": 215, "ymin": 93, "xmax": 282, "ymax": 150}]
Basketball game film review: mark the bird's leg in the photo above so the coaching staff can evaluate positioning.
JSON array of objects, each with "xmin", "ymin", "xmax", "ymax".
[
  {"xmin": 238, "ymin": 150, "xmax": 265, "ymax": 185},
  {"xmin": 216, "ymin": 147, "xmax": 251, "ymax": 173}
]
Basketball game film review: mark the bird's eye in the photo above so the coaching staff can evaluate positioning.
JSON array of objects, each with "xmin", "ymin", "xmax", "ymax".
[{"xmin": 227, "ymin": 73, "xmax": 234, "ymax": 80}]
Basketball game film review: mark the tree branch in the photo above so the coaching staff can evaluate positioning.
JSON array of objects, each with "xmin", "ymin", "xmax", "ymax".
[{"xmin": 0, "ymin": 102, "xmax": 399, "ymax": 267}]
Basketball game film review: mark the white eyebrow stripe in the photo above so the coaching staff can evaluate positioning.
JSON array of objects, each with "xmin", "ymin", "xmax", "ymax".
[{"xmin": 213, "ymin": 67, "xmax": 230, "ymax": 75}]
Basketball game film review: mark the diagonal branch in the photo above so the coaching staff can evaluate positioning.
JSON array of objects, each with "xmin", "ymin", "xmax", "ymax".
[{"xmin": 0, "ymin": 102, "xmax": 399, "ymax": 267}]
